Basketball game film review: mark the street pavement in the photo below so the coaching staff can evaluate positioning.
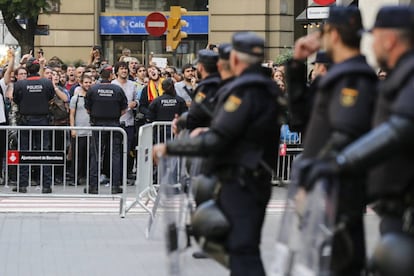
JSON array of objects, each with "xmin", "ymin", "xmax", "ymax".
[{"xmin": 0, "ymin": 186, "xmax": 380, "ymax": 276}]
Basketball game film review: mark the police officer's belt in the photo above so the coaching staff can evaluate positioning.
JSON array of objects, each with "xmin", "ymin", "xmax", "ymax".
[{"xmin": 215, "ymin": 165, "xmax": 268, "ymax": 180}]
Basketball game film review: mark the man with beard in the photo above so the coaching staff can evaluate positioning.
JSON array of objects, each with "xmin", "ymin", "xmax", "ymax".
[
  {"xmin": 290, "ymin": 6, "xmax": 378, "ymax": 276},
  {"xmin": 138, "ymin": 65, "xmax": 165, "ymax": 123},
  {"xmin": 301, "ymin": 6, "xmax": 414, "ymax": 276},
  {"xmin": 124, "ymin": 57, "xmax": 139, "ymax": 81},
  {"xmin": 174, "ymin": 63, "xmax": 195, "ymax": 107},
  {"xmin": 112, "ymin": 61, "xmax": 138, "ymax": 178}
]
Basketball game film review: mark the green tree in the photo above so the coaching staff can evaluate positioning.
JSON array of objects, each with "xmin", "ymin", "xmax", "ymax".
[{"xmin": 0, "ymin": 0, "xmax": 59, "ymax": 54}]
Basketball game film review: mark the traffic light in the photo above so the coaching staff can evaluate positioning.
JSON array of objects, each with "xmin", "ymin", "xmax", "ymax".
[{"xmin": 166, "ymin": 6, "xmax": 188, "ymax": 52}]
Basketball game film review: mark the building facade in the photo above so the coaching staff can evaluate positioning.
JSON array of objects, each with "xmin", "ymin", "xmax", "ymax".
[
  {"xmin": 209, "ymin": 0, "xmax": 295, "ymax": 62},
  {"xmin": 30, "ymin": 0, "xmax": 414, "ymax": 66}
]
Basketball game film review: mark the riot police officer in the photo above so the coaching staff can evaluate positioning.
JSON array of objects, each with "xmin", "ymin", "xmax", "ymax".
[
  {"xmin": 291, "ymin": 6, "xmax": 378, "ymax": 276},
  {"xmin": 303, "ymin": 6, "xmax": 414, "ymax": 276},
  {"xmin": 85, "ymin": 67, "xmax": 127, "ymax": 194},
  {"xmin": 174, "ymin": 49, "xmax": 221, "ymax": 133},
  {"xmin": 154, "ymin": 31, "xmax": 282, "ymax": 276},
  {"xmin": 13, "ymin": 57, "xmax": 55, "ymax": 193}
]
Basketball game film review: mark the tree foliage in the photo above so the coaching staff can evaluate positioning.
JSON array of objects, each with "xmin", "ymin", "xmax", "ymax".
[
  {"xmin": 0, "ymin": 0, "xmax": 60, "ymax": 53},
  {"xmin": 274, "ymin": 49, "xmax": 293, "ymax": 65}
]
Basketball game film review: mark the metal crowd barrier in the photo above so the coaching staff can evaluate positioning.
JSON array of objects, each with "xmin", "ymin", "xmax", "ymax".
[
  {"xmin": 272, "ymin": 132, "xmax": 304, "ymax": 186},
  {"xmin": 126, "ymin": 122, "xmax": 175, "ymax": 224},
  {"xmin": 0, "ymin": 125, "xmax": 128, "ymax": 217}
]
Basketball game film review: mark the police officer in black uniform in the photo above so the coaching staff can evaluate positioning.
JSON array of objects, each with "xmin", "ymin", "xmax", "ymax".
[
  {"xmin": 148, "ymin": 78, "xmax": 188, "ymax": 122},
  {"xmin": 213, "ymin": 43, "xmax": 236, "ymax": 112},
  {"xmin": 175, "ymin": 49, "xmax": 221, "ymax": 132},
  {"xmin": 302, "ymin": 6, "xmax": 414, "ymax": 276},
  {"xmin": 291, "ymin": 6, "xmax": 378, "ymax": 276},
  {"xmin": 85, "ymin": 68, "xmax": 127, "ymax": 194},
  {"xmin": 286, "ymin": 51, "xmax": 331, "ymax": 136},
  {"xmin": 13, "ymin": 58, "xmax": 55, "ymax": 193},
  {"xmin": 154, "ymin": 31, "xmax": 282, "ymax": 276}
]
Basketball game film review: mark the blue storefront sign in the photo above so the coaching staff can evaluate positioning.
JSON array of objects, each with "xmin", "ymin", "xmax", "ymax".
[{"xmin": 100, "ymin": 14, "xmax": 208, "ymax": 35}]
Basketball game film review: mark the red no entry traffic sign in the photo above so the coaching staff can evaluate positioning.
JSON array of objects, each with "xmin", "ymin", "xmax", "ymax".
[
  {"xmin": 145, "ymin": 12, "xmax": 168, "ymax": 37},
  {"xmin": 314, "ymin": 0, "xmax": 335, "ymax": 5}
]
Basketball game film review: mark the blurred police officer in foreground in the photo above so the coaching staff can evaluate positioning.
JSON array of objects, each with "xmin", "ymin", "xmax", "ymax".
[
  {"xmin": 303, "ymin": 6, "xmax": 414, "ymax": 276},
  {"xmin": 154, "ymin": 31, "xmax": 282, "ymax": 276},
  {"xmin": 173, "ymin": 49, "xmax": 221, "ymax": 134},
  {"xmin": 286, "ymin": 50, "xmax": 332, "ymax": 136},
  {"xmin": 291, "ymin": 6, "xmax": 378, "ymax": 276},
  {"xmin": 13, "ymin": 57, "xmax": 55, "ymax": 193},
  {"xmin": 85, "ymin": 67, "xmax": 127, "ymax": 194}
]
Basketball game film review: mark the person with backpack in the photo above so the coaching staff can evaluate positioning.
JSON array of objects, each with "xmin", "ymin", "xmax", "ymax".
[{"xmin": 50, "ymin": 69, "xmax": 70, "ymax": 184}]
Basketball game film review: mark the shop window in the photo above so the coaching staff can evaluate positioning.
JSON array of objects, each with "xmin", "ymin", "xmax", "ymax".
[{"xmin": 115, "ymin": 0, "xmax": 132, "ymax": 9}]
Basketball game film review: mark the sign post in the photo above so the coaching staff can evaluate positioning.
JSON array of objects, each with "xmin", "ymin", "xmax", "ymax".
[{"xmin": 145, "ymin": 12, "xmax": 168, "ymax": 37}]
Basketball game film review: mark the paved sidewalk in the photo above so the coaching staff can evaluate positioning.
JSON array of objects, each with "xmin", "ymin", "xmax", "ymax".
[
  {"xmin": 0, "ymin": 211, "xmax": 379, "ymax": 276},
  {"xmin": 0, "ymin": 185, "xmax": 380, "ymax": 276}
]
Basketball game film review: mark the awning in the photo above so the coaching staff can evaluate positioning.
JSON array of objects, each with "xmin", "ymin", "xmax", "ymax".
[{"xmin": 296, "ymin": 0, "xmax": 356, "ymax": 22}]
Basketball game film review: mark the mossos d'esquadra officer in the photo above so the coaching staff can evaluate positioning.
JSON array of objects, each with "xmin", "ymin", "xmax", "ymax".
[
  {"xmin": 84, "ymin": 67, "xmax": 127, "ymax": 194},
  {"xmin": 13, "ymin": 57, "xmax": 55, "ymax": 194},
  {"xmin": 154, "ymin": 31, "xmax": 283, "ymax": 276}
]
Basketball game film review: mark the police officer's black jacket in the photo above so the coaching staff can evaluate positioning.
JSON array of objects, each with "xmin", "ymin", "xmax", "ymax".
[
  {"xmin": 286, "ymin": 59, "xmax": 312, "ymax": 135},
  {"xmin": 335, "ymin": 51, "xmax": 414, "ymax": 201},
  {"xmin": 367, "ymin": 51, "xmax": 414, "ymax": 199},
  {"xmin": 85, "ymin": 81, "xmax": 127, "ymax": 123},
  {"xmin": 286, "ymin": 59, "xmax": 320, "ymax": 137},
  {"xmin": 148, "ymin": 93, "xmax": 188, "ymax": 122},
  {"xmin": 301, "ymin": 55, "xmax": 377, "ymax": 159},
  {"xmin": 13, "ymin": 75, "xmax": 54, "ymax": 116},
  {"xmin": 166, "ymin": 65, "xmax": 282, "ymax": 174},
  {"xmin": 212, "ymin": 76, "xmax": 236, "ymax": 114},
  {"xmin": 186, "ymin": 72, "xmax": 221, "ymax": 130}
]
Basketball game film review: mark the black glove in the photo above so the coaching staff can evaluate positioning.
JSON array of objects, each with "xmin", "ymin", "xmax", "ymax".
[
  {"xmin": 303, "ymin": 158, "xmax": 340, "ymax": 191},
  {"xmin": 291, "ymin": 156, "xmax": 315, "ymax": 188}
]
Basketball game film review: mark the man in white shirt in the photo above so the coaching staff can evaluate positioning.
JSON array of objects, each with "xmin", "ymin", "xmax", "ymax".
[
  {"xmin": 111, "ymin": 61, "xmax": 138, "ymax": 178},
  {"xmin": 174, "ymin": 63, "xmax": 195, "ymax": 107}
]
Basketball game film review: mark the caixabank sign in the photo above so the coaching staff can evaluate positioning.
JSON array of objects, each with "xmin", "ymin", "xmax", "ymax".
[{"xmin": 100, "ymin": 13, "xmax": 208, "ymax": 35}]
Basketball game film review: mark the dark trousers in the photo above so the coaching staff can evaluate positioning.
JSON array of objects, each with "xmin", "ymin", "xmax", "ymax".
[
  {"xmin": 18, "ymin": 116, "xmax": 51, "ymax": 188},
  {"xmin": 71, "ymin": 136, "xmax": 88, "ymax": 179},
  {"xmin": 89, "ymin": 125, "xmax": 122, "ymax": 189},
  {"xmin": 218, "ymin": 172, "xmax": 271, "ymax": 276},
  {"xmin": 330, "ymin": 180, "xmax": 366, "ymax": 276}
]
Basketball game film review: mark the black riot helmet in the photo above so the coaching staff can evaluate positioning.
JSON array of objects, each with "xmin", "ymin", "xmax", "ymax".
[
  {"xmin": 369, "ymin": 233, "xmax": 414, "ymax": 276},
  {"xmin": 191, "ymin": 199, "xmax": 230, "ymax": 241},
  {"xmin": 192, "ymin": 174, "xmax": 217, "ymax": 206}
]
